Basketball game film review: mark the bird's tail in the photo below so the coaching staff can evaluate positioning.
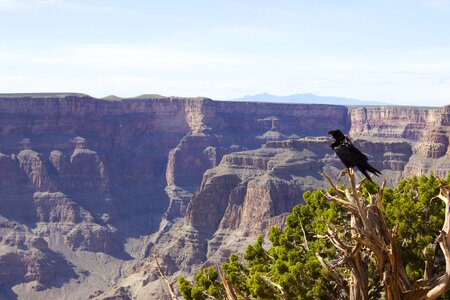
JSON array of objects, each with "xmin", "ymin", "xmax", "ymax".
[
  {"xmin": 358, "ymin": 162, "xmax": 381, "ymax": 182},
  {"xmin": 360, "ymin": 168, "xmax": 374, "ymax": 182},
  {"xmin": 365, "ymin": 163, "xmax": 382, "ymax": 176}
]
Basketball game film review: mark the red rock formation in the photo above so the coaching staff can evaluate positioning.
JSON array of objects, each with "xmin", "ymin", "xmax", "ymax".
[
  {"xmin": 34, "ymin": 192, "xmax": 93, "ymax": 223},
  {"xmin": 186, "ymin": 138, "xmax": 331, "ymax": 237},
  {"xmin": 349, "ymin": 106, "xmax": 442, "ymax": 139},
  {"xmin": 415, "ymin": 130, "xmax": 449, "ymax": 158},
  {"xmin": 0, "ymin": 217, "xmax": 75, "ymax": 292},
  {"xmin": 18, "ymin": 149, "xmax": 55, "ymax": 192},
  {"xmin": 186, "ymin": 173, "xmax": 242, "ymax": 231},
  {"xmin": 349, "ymin": 105, "xmax": 450, "ymax": 178}
]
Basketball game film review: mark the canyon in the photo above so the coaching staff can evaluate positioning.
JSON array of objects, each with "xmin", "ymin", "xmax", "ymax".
[{"xmin": 0, "ymin": 94, "xmax": 448, "ymax": 299}]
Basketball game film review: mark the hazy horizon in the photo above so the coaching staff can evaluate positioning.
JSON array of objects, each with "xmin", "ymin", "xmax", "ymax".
[{"xmin": 1, "ymin": 0, "xmax": 450, "ymax": 106}]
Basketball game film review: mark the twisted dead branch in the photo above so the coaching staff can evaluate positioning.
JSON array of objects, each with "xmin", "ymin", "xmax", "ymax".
[
  {"xmin": 153, "ymin": 254, "xmax": 179, "ymax": 300},
  {"xmin": 320, "ymin": 170, "xmax": 450, "ymax": 300}
]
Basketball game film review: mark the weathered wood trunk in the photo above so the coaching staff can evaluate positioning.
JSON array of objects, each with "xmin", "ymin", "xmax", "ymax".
[{"xmin": 320, "ymin": 170, "xmax": 450, "ymax": 300}]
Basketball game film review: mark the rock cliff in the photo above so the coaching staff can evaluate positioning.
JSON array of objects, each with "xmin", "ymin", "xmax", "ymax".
[{"xmin": 0, "ymin": 94, "xmax": 449, "ymax": 299}]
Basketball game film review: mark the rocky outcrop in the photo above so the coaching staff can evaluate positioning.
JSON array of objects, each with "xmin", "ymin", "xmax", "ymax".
[
  {"xmin": 66, "ymin": 142, "xmax": 109, "ymax": 193},
  {"xmin": 65, "ymin": 223, "xmax": 119, "ymax": 253},
  {"xmin": 0, "ymin": 217, "xmax": 75, "ymax": 292},
  {"xmin": 186, "ymin": 172, "xmax": 242, "ymax": 232},
  {"xmin": 349, "ymin": 106, "xmax": 442, "ymax": 140},
  {"xmin": 34, "ymin": 192, "xmax": 93, "ymax": 223},
  {"xmin": 415, "ymin": 130, "xmax": 449, "ymax": 158},
  {"xmin": 186, "ymin": 137, "xmax": 337, "ymax": 237},
  {"xmin": 349, "ymin": 105, "xmax": 450, "ymax": 179},
  {"xmin": 17, "ymin": 148, "xmax": 55, "ymax": 192}
]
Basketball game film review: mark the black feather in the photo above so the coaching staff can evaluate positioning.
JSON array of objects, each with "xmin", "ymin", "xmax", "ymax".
[{"xmin": 328, "ymin": 129, "xmax": 381, "ymax": 182}]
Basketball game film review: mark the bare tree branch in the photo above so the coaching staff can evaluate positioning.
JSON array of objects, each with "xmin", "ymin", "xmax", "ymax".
[
  {"xmin": 321, "ymin": 171, "xmax": 346, "ymax": 198},
  {"xmin": 316, "ymin": 253, "xmax": 347, "ymax": 289},
  {"xmin": 153, "ymin": 254, "xmax": 178, "ymax": 300},
  {"xmin": 219, "ymin": 268, "xmax": 239, "ymax": 300},
  {"xmin": 261, "ymin": 275, "xmax": 288, "ymax": 300}
]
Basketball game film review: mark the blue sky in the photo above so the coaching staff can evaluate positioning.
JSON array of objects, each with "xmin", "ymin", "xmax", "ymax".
[{"xmin": 0, "ymin": 0, "xmax": 450, "ymax": 106}]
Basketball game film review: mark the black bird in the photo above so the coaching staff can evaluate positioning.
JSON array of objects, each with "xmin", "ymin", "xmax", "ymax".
[{"xmin": 328, "ymin": 129, "xmax": 381, "ymax": 182}]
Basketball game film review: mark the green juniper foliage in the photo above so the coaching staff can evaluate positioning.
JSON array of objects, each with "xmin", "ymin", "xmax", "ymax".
[
  {"xmin": 178, "ymin": 174, "xmax": 450, "ymax": 299},
  {"xmin": 382, "ymin": 174, "xmax": 446, "ymax": 281},
  {"xmin": 178, "ymin": 265, "xmax": 225, "ymax": 300}
]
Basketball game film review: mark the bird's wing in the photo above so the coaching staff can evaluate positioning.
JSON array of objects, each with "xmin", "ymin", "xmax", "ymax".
[
  {"xmin": 334, "ymin": 138, "xmax": 369, "ymax": 167},
  {"xmin": 344, "ymin": 139, "xmax": 368, "ymax": 161}
]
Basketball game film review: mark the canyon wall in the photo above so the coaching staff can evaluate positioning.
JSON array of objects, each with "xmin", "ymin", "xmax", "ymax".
[
  {"xmin": 349, "ymin": 106, "xmax": 450, "ymax": 177},
  {"xmin": 0, "ymin": 94, "xmax": 448, "ymax": 299}
]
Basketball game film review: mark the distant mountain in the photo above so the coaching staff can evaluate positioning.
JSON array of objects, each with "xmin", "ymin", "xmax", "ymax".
[{"xmin": 228, "ymin": 92, "xmax": 389, "ymax": 106}]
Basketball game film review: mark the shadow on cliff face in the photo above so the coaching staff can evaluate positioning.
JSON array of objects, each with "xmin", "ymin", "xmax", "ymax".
[
  {"xmin": 0, "ymin": 190, "xmax": 37, "ymax": 226},
  {"xmin": 0, "ymin": 155, "xmax": 38, "ymax": 225},
  {"xmin": 0, "ymin": 266, "xmax": 79, "ymax": 300},
  {"xmin": 15, "ymin": 142, "xmax": 172, "ymax": 259},
  {"xmin": 0, "ymin": 223, "xmax": 79, "ymax": 298},
  {"xmin": 0, "ymin": 287, "xmax": 18, "ymax": 300},
  {"xmin": 108, "ymin": 181, "xmax": 170, "ymax": 233}
]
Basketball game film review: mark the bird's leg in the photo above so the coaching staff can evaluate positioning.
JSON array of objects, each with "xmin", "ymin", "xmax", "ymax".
[
  {"xmin": 347, "ymin": 167, "xmax": 356, "ymax": 185},
  {"xmin": 348, "ymin": 167, "xmax": 354, "ymax": 177},
  {"xmin": 338, "ymin": 168, "xmax": 349, "ymax": 181}
]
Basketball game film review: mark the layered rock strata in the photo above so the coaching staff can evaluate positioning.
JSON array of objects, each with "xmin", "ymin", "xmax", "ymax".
[{"xmin": 0, "ymin": 94, "xmax": 449, "ymax": 299}]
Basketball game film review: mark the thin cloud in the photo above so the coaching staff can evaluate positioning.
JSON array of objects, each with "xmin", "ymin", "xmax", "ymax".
[
  {"xmin": 0, "ymin": 0, "xmax": 120, "ymax": 13},
  {"xmin": 211, "ymin": 25, "xmax": 286, "ymax": 40},
  {"xmin": 0, "ymin": 0, "xmax": 28, "ymax": 11},
  {"xmin": 2, "ymin": 43, "xmax": 450, "ymax": 83},
  {"xmin": 0, "ymin": 44, "xmax": 259, "ymax": 72},
  {"xmin": 1, "ymin": 42, "xmax": 450, "ymax": 105},
  {"xmin": 416, "ymin": 0, "xmax": 450, "ymax": 10}
]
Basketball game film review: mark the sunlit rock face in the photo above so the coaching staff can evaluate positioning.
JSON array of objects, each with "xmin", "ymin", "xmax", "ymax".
[
  {"xmin": 349, "ymin": 105, "xmax": 450, "ymax": 178},
  {"xmin": 0, "ymin": 94, "xmax": 449, "ymax": 299}
]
